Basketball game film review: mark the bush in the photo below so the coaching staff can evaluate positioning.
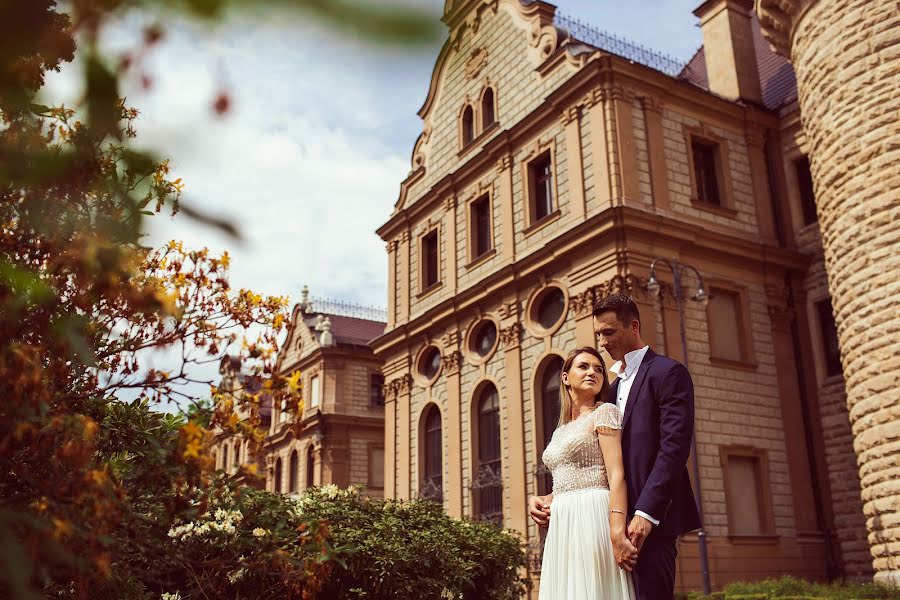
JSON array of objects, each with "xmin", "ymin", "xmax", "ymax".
[
  {"xmin": 294, "ymin": 486, "xmax": 530, "ymax": 600},
  {"xmin": 681, "ymin": 576, "xmax": 900, "ymax": 600}
]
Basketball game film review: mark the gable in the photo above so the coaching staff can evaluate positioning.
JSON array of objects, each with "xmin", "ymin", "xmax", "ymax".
[
  {"xmin": 394, "ymin": 0, "xmax": 590, "ymax": 215},
  {"xmin": 275, "ymin": 303, "xmax": 320, "ymax": 373}
]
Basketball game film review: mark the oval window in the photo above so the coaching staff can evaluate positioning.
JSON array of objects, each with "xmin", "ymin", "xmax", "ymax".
[
  {"xmin": 536, "ymin": 287, "xmax": 565, "ymax": 329},
  {"xmin": 421, "ymin": 346, "xmax": 442, "ymax": 380},
  {"xmin": 472, "ymin": 320, "xmax": 497, "ymax": 357}
]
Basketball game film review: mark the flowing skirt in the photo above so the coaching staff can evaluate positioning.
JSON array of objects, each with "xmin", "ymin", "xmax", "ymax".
[{"xmin": 538, "ymin": 488, "xmax": 635, "ymax": 600}]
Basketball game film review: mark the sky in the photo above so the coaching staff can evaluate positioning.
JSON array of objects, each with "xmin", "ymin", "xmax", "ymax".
[{"xmin": 41, "ymin": 0, "xmax": 703, "ymax": 396}]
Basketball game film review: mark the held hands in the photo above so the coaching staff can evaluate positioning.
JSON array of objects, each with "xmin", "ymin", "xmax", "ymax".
[
  {"xmin": 527, "ymin": 495, "xmax": 552, "ymax": 526},
  {"xmin": 627, "ymin": 514, "xmax": 653, "ymax": 553},
  {"xmin": 611, "ymin": 528, "xmax": 638, "ymax": 571}
]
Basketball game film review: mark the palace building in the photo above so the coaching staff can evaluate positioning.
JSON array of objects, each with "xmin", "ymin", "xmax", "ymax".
[
  {"xmin": 373, "ymin": 0, "xmax": 876, "ymax": 590},
  {"xmin": 213, "ymin": 289, "xmax": 386, "ymax": 498}
]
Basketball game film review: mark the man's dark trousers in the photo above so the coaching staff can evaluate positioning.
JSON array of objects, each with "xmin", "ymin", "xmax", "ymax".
[{"xmin": 632, "ymin": 531, "xmax": 677, "ymax": 600}]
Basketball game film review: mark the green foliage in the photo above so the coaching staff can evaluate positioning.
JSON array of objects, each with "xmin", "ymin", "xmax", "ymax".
[
  {"xmin": 677, "ymin": 576, "xmax": 900, "ymax": 600},
  {"xmin": 295, "ymin": 486, "xmax": 531, "ymax": 600}
]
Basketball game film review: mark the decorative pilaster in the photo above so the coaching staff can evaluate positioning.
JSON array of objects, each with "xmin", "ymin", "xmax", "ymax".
[
  {"xmin": 586, "ymin": 87, "xmax": 613, "ymax": 208},
  {"xmin": 496, "ymin": 154, "xmax": 515, "ymax": 263},
  {"xmin": 561, "ymin": 105, "xmax": 586, "ymax": 221},
  {"xmin": 499, "ymin": 319, "xmax": 527, "ymax": 536},
  {"xmin": 640, "ymin": 96, "xmax": 670, "ymax": 210}
]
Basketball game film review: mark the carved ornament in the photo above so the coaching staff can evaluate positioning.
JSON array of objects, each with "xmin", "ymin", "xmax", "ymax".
[
  {"xmin": 465, "ymin": 46, "xmax": 488, "ymax": 80},
  {"xmin": 444, "ymin": 350, "xmax": 464, "ymax": 375},
  {"xmin": 755, "ymin": 0, "xmax": 810, "ymax": 58},
  {"xmin": 499, "ymin": 321, "xmax": 523, "ymax": 349}
]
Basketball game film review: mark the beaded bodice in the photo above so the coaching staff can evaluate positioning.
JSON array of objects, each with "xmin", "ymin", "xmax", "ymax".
[{"xmin": 541, "ymin": 403, "xmax": 623, "ymax": 495}]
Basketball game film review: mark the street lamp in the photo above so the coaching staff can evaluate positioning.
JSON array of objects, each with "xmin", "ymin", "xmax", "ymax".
[{"xmin": 647, "ymin": 257, "xmax": 712, "ymax": 596}]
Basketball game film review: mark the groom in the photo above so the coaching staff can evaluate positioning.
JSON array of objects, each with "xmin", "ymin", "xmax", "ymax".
[{"xmin": 592, "ymin": 293, "xmax": 701, "ymax": 600}]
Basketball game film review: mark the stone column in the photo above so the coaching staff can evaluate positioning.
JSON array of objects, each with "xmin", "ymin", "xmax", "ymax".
[
  {"xmin": 444, "ymin": 350, "xmax": 464, "ymax": 518},
  {"xmin": 757, "ymin": 0, "xmax": 900, "ymax": 582},
  {"xmin": 499, "ymin": 321, "xmax": 528, "ymax": 537}
]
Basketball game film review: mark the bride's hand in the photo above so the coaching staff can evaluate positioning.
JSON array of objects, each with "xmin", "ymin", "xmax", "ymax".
[
  {"xmin": 611, "ymin": 531, "xmax": 638, "ymax": 572},
  {"xmin": 527, "ymin": 495, "xmax": 551, "ymax": 526}
]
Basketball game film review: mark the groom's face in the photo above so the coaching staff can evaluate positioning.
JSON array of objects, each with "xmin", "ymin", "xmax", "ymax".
[{"xmin": 593, "ymin": 311, "xmax": 639, "ymax": 361}]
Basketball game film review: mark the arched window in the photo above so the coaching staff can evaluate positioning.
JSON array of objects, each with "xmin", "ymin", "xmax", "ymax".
[
  {"xmin": 538, "ymin": 356, "xmax": 563, "ymax": 496},
  {"xmin": 274, "ymin": 457, "xmax": 282, "ymax": 493},
  {"xmin": 306, "ymin": 445, "xmax": 315, "ymax": 489},
  {"xmin": 421, "ymin": 405, "xmax": 443, "ymax": 502},
  {"xmin": 461, "ymin": 105, "xmax": 475, "ymax": 146},
  {"xmin": 474, "ymin": 383, "xmax": 503, "ymax": 525},
  {"xmin": 289, "ymin": 450, "xmax": 299, "ymax": 493},
  {"xmin": 481, "ymin": 88, "xmax": 495, "ymax": 130}
]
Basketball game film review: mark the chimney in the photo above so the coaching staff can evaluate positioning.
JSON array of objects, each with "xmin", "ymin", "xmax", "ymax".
[{"xmin": 693, "ymin": 0, "xmax": 762, "ymax": 104}]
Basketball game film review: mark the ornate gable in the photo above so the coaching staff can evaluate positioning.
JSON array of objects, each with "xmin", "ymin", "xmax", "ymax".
[
  {"xmin": 392, "ymin": 0, "xmax": 590, "ymax": 216},
  {"xmin": 275, "ymin": 303, "xmax": 321, "ymax": 373}
]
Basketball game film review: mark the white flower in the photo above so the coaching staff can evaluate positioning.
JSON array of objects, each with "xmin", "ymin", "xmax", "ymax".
[
  {"xmin": 227, "ymin": 567, "xmax": 247, "ymax": 583},
  {"xmin": 321, "ymin": 483, "xmax": 339, "ymax": 498},
  {"xmin": 252, "ymin": 527, "xmax": 269, "ymax": 537},
  {"xmin": 161, "ymin": 592, "xmax": 182, "ymax": 600}
]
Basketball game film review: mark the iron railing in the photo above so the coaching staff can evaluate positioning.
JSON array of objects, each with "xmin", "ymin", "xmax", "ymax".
[
  {"xmin": 308, "ymin": 296, "xmax": 387, "ymax": 322},
  {"xmin": 554, "ymin": 13, "xmax": 686, "ymax": 77}
]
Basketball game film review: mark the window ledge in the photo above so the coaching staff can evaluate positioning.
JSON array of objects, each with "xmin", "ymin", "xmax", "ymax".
[
  {"xmin": 465, "ymin": 248, "xmax": 496, "ymax": 270},
  {"xmin": 709, "ymin": 356, "xmax": 758, "ymax": 371},
  {"xmin": 727, "ymin": 533, "xmax": 779, "ymax": 545},
  {"xmin": 523, "ymin": 209, "xmax": 561, "ymax": 237},
  {"xmin": 416, "ymin": 281, "xmax": 443, "ymax": 300},
  {"xmin": 458, "ymin": 121, "xmax": 500, "ymax": 157},
  {"xmin": 690, "ymin": 198, "xmax": 739, "ymax": 218}
]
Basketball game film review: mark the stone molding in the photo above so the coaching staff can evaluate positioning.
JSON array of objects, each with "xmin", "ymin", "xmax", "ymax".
[
  {"xmin": 444, "ymin": 350, "xmax": 464, "ymax": 375},
  {"xmin": 755, "ymin": 0, "xmax": 812, "ymax": 57}
]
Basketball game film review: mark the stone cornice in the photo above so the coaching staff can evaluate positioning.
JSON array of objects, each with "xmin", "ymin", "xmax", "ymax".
[
  {"xmin": 755, "ymin": 0, "xmax": 813, "ymax": 58},
  {"xmin": 371, "ymin": 205, "xmax": 810, "ymax": 355}
]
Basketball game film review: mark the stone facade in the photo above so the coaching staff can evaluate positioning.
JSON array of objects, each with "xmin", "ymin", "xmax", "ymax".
[
  {"xmin": 757, "ymin": 0, "xmax": 900, "ymax": 584},
  {"xmin": 374, "ymin": 0, "xmax": 886, "ymax": 592},
  {"xmin": 212, "ymin": 294, "xmax": 386, "ymax": 499}
]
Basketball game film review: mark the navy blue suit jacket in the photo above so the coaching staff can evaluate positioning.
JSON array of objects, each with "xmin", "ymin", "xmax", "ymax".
[{"xmin": 609, "ymin": 348, "xmax": 702, "ymax": 536}]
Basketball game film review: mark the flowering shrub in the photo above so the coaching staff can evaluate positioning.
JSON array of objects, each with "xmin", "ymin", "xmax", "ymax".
[{"xmin": 294, "ymin": 486, "xmax": 530, "ymax": 600}]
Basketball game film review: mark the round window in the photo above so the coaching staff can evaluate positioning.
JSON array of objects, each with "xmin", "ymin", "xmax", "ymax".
[
  {"xmin": 420, "ymin": 346, "xmax": 442, "ymax": 380},
  {"xmin": 471, "ymin": 320, "xmax": 498, "ymax": 357},
  {"xmin": 536, "ymin": 287, "xmax": 565, "ymax": 329}
]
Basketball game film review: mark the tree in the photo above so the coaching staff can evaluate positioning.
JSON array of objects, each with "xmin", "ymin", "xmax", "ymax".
[{"xmin": 0, "ymin": 1, "xmax": 437, "ymax": 598}]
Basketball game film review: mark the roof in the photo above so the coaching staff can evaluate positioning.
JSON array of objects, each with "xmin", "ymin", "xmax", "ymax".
[
  {"xmin": 678, "ymin": 13, "xmax": 797, "ymax": 111},
  {"xmin": 309, "ymin": 313, "xmax": 386, "ymax": 347}
]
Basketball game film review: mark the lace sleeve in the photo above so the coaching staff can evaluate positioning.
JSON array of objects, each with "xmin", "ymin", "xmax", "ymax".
[{"xmin": 595, "ymin": 403, "xmax": 623, "ymax": 432}]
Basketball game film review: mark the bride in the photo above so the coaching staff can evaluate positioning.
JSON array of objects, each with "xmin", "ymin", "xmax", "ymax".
[{"xmin": 528, "ymin": 346, "xmax": 636, "ymax": 600}]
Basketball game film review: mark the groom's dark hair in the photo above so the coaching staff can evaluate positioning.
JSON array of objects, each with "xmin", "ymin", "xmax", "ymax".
[{"xmin": 592, "ymin": 293, "xmax": 641, "ymax": 328}]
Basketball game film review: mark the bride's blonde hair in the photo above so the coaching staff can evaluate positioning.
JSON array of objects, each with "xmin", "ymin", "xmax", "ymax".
[{"xmin": 557, "ymin": 346, "xmax": 610, "ymax": 428}]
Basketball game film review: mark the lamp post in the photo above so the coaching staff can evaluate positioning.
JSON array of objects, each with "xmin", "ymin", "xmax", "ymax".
[{"xmin": 646, "ymin": 257, "xmax": 711, "ymax": 596}]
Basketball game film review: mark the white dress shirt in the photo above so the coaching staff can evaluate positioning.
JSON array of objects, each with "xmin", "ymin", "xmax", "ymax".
[{"xmin": 609, "ymin": 345, "xmax": 660, "ymax": 526}]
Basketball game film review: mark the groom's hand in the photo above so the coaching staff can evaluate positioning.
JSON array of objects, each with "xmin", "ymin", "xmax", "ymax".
[
  {"xmin": 527, "ymin": 495, "xmax": 551, "ymax": 526},
  {"xmin": 627, "ymin": 514, "xmax": 653, "ymax": 552},
  {"xmin": 612, "ymin": 532, "xmax": 638, "ymax": 571}
]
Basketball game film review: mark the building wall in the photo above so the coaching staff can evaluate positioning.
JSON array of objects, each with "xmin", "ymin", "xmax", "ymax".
[{"xmin": 376, "ymin": 0, "xmax": 861, "ymax": 591}]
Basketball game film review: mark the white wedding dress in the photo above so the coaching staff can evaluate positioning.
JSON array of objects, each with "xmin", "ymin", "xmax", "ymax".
[{"xmin": 538, "ymin": 403, "xmax": 635, "ymax": 600}]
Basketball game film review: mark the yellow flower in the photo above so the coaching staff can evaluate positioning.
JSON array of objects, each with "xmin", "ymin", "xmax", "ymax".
[{"xmin": 286, "ymin": 370, "xmax": 302, "ymax": 394}]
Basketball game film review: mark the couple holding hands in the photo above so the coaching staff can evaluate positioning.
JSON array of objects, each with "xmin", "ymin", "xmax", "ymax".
[{"xmin": 528, "ymin": 293, "xmax": 701, "ymax": 600}]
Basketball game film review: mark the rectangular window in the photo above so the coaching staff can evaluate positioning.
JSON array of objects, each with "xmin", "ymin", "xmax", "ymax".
[
  {"xmin": 691, "ymin": 138, "xmax": 722, "ymax": 206},
  {"xmin": 528, "ymin": 152, "xmax": 554, "ymax": 222},
  {"xmin": 816, "ymin": 298, "xmax": 842, "ymax": 377},
  {"xmin": 370, "ymin": 373, "xmax": 385, "ymax": 406},
  {"xmin": 794, "ymin": 156, "xmax": 817, "ymax": 226},
  {"xmin": 369, "ymin": 447, "xmax": 385, "ymax": 489},
  {"xmin": 707, "ymin": 288, "xmax": 745, "ymax": 362},
  {"xmin": 470, "ymin": 195, "xmax": 492, "ymax": 259},
  {"xmin": 422, "ymin": 230, "xmax": 439, "ymax": 289},
  {"xmin": 721, "ymin": 447, "xmax": 773, "ymax": 536},
  {"xmin": 310, "ymin": 375, "xmax": 320, "ymax": 409}
]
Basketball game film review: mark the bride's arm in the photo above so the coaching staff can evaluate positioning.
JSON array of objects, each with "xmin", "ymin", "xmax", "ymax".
[{"xmin": 598, "ymin": 427, "xmax": 638, "ymax": 571}]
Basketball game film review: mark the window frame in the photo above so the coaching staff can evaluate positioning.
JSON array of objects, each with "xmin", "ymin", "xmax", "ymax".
[
  {"xmin": 368, "ymin": 443, "xmax": 385, "ymax": 491},
  {"xmin": 705, "ymin": 282, "xmax": 757, "ymax": 369},
  {"xmin": 370, "ymin": 372, "xmax": 385, "ymax": 407},
  {"xmin": 417, "ymin": 225, "xmax": 442, "ymax": 296},
  {"xmin": 460, "ymin": 104, "xmax": 475, "ymax": 148},
  {"xmin": 467, "ymin": 192, "xmax": 494, "ymax": 265},
  {"xmin": 719, "ymin": 446, "xmax": 776, "ymax": 540},
  {"xmin": 471, "ymin": 382, "xmax": 503, "ymax": 526},
  {"xmin": 814, "ymin": 297, "xmax": 843, "ymax": 379},
  {"xmin": 793, "ymin": 155, "xmax": 818, "ymax": 226},
  {"xmin": 479, "ymin": 87, "xmax": 496, "ymax": 132},
  {"xmin": 420, "ymin": 404, "xmax": 443, "ymax": 502},
  {"xmin": 683, "ymin": 125, "xmax": 736, "ymax": 215},
  {"xmin": 535, "ymin": 355, "xmax": 563, "ymax": 497}
]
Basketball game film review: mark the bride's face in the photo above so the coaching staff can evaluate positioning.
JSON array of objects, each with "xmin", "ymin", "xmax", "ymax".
[{"xmin": 562, "ymin": 352, "xmax": 606, "ymax": 397}]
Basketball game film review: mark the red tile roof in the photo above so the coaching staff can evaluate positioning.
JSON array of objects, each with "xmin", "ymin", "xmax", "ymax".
[
  {"xmin": 323, "ymin": 314, "xmax": 385, "ymax": 347},
  {"xmin": 678, "ymin": 13, "xmax": 797, "ymax": 111}
]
